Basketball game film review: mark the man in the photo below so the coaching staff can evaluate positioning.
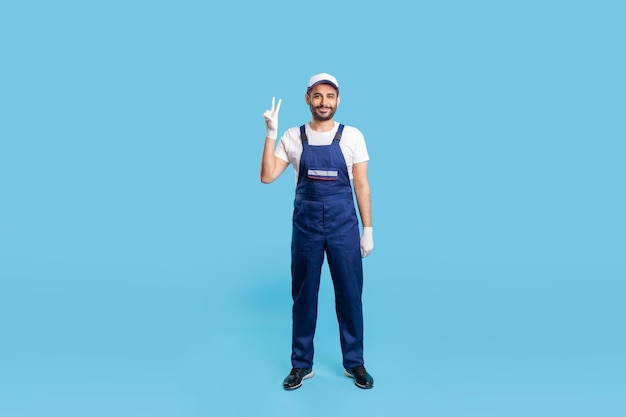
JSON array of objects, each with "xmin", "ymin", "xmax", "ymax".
[{"xmin": 260, "ymin": 73, "xmax": 374, "ymax": 390}]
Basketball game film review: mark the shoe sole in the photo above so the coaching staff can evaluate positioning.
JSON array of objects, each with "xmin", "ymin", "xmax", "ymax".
[
  {"xmin": 284, "ymin": 370, "xmax": 314, "ymax": 390},
  {"xmin": 344, "ymin": 370, "xmax": 374, "ymax": 389}
]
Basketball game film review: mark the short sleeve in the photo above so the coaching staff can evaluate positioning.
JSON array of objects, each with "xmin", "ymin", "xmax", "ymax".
[
  {"xmin": 274, "ymin": 133, "xmax": 290, "ymax": 163},
  {"xmin": 351, "ymin": 128, "xmax": 369, "ymax": 164}
]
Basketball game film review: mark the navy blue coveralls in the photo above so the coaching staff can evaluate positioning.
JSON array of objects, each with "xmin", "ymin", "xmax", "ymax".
[{"xmin": 290, "ymin": 124, "xmax": 364, "ymax": 370}]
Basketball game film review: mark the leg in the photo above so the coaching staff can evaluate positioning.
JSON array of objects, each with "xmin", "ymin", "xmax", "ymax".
[
  {"xmin": 325, "ymin": 199, "xmax": 364, "ymax": 369},
  {"xmin": 290, "ymin": 199, "xmax": 325, "ymax": 368}
]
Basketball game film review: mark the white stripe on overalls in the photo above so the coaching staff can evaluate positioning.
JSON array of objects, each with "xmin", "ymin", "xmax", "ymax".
[{"xmin": 308, "ymin": 169, "xmax": 338, "ymax": 180}]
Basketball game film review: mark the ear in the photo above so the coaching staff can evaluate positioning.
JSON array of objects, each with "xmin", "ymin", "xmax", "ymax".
[
  {"xmin": 304, "ymin": 92, "xmax": 310, "ymax": 105},
  {"xmin": 337, "ymin": 95, "xmax": 341, "ymax": 107}
]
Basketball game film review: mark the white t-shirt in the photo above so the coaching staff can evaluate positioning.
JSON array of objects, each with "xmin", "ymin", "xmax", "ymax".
[{"xmin": 275, "ymin": 122, "xmax": 369, "ymax": 183}]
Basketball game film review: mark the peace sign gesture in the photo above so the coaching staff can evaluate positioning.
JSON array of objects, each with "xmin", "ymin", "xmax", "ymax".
[{"xmin": 262, "ymin": 97, "xmax": 282, "ymax": 139}]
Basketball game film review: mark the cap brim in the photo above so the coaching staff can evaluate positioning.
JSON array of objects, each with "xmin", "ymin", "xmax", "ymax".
[{"xmin": 308, "ymin": 81, "xmax": 339, "ymax": 90}]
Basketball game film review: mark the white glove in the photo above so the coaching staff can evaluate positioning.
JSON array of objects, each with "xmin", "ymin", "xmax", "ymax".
[
  {"xmin": 262, "ymin": 96, "xmax": 282, "ymax": 139},
  {"xmin": 360, "ymin": 227, "xmax": 374, "ymax": 258}
]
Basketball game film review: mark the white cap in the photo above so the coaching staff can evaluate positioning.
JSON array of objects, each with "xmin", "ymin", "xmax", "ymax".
[{"xmin": 307, "ymin": 73, "xmax": 339, "ymax": 91}]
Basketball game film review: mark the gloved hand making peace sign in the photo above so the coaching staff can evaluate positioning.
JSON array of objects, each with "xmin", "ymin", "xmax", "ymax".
[{"xmin": 262, "ymin": 97, "xmax": 282, "ymax": 140}]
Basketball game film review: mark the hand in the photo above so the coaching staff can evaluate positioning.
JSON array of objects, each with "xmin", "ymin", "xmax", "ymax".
[
  {"xmin": 360, "ymin": 227, "xmax": 373, "ymax": 258},
  {"xmin": 262, "ymin": 96, "xmax": 282, "ymax": 139}
]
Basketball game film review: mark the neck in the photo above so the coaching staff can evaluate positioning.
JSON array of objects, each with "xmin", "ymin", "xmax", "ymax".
[{"xmin": 309, "ymin": 119, "xmax": 335, "ymax": 132}]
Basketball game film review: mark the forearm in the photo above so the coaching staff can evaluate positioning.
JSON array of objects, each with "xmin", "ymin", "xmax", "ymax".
[
  {"xmin": 260, "ymin": 137, "xmax": 277, "ymax": 183},
  {"xmin": 354, "ymin": 183, "xmax": 372, "ymax": 228}
]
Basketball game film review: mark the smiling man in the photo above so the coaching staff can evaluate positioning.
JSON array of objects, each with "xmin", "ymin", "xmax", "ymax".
[{"xmin": 260, "ymin": 73, "xmax": 375, "ymax": 390}]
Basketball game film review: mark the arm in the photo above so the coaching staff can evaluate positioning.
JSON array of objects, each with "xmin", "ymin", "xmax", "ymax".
[
  {"xmin": 260, "ymin": 139, "xmax": 289, "ymax": 183},
  {"xmin": 260, "ymin": 97, "xmax": 289, "ymax": 183},
  {"xmin": 353, "ymin": 161, "xmax": 374, "ymax": 257},
  {"xmin": 353, "ymin": 161, "xmax": 372, "ymax": 227}
]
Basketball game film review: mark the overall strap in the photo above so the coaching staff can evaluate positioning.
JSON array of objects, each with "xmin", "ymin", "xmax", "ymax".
[
  {"xmin": 299, "ymin": 125, "xmax": 307, "ymax": 142},
  {"xmin": 334, "ymin": 124, "xmax": 345, "ymax": 141}
]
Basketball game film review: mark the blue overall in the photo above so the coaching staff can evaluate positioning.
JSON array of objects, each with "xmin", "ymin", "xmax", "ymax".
[{"xmin": 290, "ymin": 124, "xmax": 364, "ymax": 370}]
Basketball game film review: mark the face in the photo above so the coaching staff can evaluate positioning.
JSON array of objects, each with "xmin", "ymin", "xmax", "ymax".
[{"xmin": 306, "ymin": 83, "xmax": 340, "ymax": 121}]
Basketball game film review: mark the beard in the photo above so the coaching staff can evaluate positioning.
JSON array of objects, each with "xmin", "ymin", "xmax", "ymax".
[{"xmin": 310, "ymin": 104, "xmax": 336, "ymax": 121}]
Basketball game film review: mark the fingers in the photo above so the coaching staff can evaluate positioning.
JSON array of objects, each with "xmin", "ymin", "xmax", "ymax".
[
  {"xmin": 262, "ymin": 97, "xmax": 282, "ymax": 119},
  {"xmin": 268, "ymin": 97, "xmax": 282, "ymax": 115}
]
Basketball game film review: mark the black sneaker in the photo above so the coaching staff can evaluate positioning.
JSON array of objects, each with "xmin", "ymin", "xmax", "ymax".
[
  {"xmin": 283, "ymin": 367, "xmax": 314, "ymax": 390},
  {"xmin": 344, "ymin": 365, "xmax": 374, "ymax": 389}
]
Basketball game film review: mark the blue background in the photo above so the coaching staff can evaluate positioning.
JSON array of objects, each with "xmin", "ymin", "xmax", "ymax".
[{"xmin": 1, "ymin": 1, "xmax": 624, "ymax": 416}]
